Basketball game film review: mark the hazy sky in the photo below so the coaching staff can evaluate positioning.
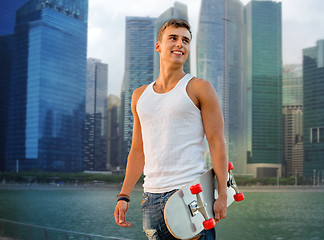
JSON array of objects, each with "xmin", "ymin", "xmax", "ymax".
[{"xmin": 87, "ymin": 0, "xmax": 324, "ymax": 96}]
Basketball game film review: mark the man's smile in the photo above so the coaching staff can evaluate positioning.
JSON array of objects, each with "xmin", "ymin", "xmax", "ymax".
[{"xmin": 171, "ymin": 50, "xmax": 184, "ymax": 55}]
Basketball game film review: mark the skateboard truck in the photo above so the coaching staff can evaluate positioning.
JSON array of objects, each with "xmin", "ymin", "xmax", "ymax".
[
  {"xmin": 189, "ymin": 184, "xmax": 216, "ymax": 230},
  {"xmin": 228, "ymin": 162, "xmax": 245, "ymax": 201},
  {"xmin": 188, "ymin": 162, "xmax": 244, "ymax": 231}
]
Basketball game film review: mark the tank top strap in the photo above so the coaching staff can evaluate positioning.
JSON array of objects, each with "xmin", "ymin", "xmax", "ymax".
[{"xmin": 178, "ymin": 73, "xmax": 195, "ymax": 90}]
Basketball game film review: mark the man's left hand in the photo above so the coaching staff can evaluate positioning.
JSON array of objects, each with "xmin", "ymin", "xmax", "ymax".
[{"xmin": 213, "ymin": 196, "xmax": 227, "ymax": 224}]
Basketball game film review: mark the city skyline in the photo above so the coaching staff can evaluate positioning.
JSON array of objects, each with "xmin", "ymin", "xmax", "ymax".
[
  {"xmin": 0, "ymin": 0, "xmax": 322, "ymax": 177},
  {"xmin": 88, "ymin": 0, "xmax": 324, "ymax": 96}
]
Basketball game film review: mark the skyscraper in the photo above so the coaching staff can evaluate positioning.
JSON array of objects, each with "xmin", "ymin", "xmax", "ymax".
[
  {"xmin": 5, "ymin": 0, "xmax": 88, "ymax": 172},
  {"xmin": 245, "ymin": 0, "xmax": 283, "ymax": 177},
  {"xmin": 121, "ymin": 17, "xmax": 156, "ymax": 166},
  {"xmin": 85, "ymin": 58, "xmax": 108, "ymax": 171},
  {"xmin": 0, "ymin": 0, "xmax": 29, "ymax": 35},
  {"xmin": 282, "ymin": 65, "xmax": 303, "ymax": 177},
  {"xmin": 120, "ymin": 77, "xmax": 126, "ymax": 167},
  {"xmin": 154, "ymin": 2, "xmax": 190, "ymax": 80},
  {"xmin": 0, "ymin": 0, "xmax": 29, "ymax": 172},
  {"xmin": 303, "ymin": 40, "xmax": 324, "ymax": 179},
  {"xmin": 107, "ymin": 94, "xmax": 121, "ymax": 169},
  {"xmin": 283, "ymin": 65, "xmax": 303, "ymax": 106},
  {"xmin": 197, "ymin": 0, "xmax": 246, "ymax": 173}
]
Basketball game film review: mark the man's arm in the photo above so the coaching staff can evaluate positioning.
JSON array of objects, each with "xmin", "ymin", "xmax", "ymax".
[
  {"xmin": 189, "ymin": 78, "xmax": 228, "ymax": 224},
  {"xmin": 114, "ymin": 86, "xmax": 146, "ymax": 227}
]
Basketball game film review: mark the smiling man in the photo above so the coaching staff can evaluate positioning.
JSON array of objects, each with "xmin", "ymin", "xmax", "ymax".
[{"xmin": 114, "ymin": 19, "xmax": 228, "ymax": 240}]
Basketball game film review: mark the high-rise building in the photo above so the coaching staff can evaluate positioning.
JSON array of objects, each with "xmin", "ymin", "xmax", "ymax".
[
  {"xmin": 245, "ymin": 0, "xmax": 283, "ymax": 177},
  {"xmin": 120, "ymin": 77, "xmax": 126, "ymax": 167},
  {"xmin": 0, "ymin": 35, "xmax": 12, "ymax": 172},
  {"xmin": 5, "ymin": 0, "xmax": 88, "ymax": 172},
  {"xmin": 283, "ymin": 65, "xmax": 303, "ymax": 106},
  {"xmin": 154, "ymin": 2, "xmax": 190, "ymax": 80},
  {"xmin": 303, "ymin": 40, "xmax": 324, "ymax": 179},
  {"xmin": 122, "ymin": 17, "xmax": 156, "ymax": 167},
  {"xmin": 85, "ymin": 58, "xmax": 108, "ymax": 171},
  {"xmin": 0, "ymin": 0, "xmax": 29, "ymax": 172},
  {"xmin": 282, "ymin": 65, "xmax": 303, "ymax": 177},
  {"xmin": 107, "ymin": 95, "xmax": 121, "ymax": 169},
  {"xmin": 0, "ymin": 0, "xmax": 29, "ymax": 36},
  {"xmin": 197, "ymin": 0, "xmax": 246, "ymax": 173}
]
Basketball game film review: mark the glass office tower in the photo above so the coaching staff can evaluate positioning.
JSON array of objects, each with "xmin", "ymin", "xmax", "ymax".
[
  {"xmin": 153, "ymin": 2, "xmax": 190, "ymax": 80},
  {"xmin": 85, "ymin": 58, "xmax": 108, "ymax": 171},
  {"xmin": 245, "ymin": 1, "xmax": 283, "ymax": 177},
  {"xmin": 0, "ymin": 0, "xmax": 29, "ymax": 172},
  {"xmin": 197, "ymin": 0, "xmax": 246, "ymax": 173},
  {"xmin": 303, "ymin": 40, "xmax": 324, "ymax": 179},
  {"xmin": 5, "ymin": 0, "xmax": 88, "ymax": 172},
  {"xmin": 122, "ymin": 17, "xmax": 156, "ymax": 167},
  {"xmin": 0, "ymin": 0, "xmax": 29, "ymax": 35},
  {"xmin": 0, "ymin": 35, "xmax": 14, "ymax": 172}
]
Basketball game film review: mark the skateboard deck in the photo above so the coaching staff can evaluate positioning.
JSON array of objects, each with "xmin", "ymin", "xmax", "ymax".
[{"xmin": 164, "ymin": 162, "xmax": 244, "ymax": 239}]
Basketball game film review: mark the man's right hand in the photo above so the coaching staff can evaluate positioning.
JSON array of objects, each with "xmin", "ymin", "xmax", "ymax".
[{"xmin": 114, "ymin": 201, "xmax": 131, "ymax": 227}]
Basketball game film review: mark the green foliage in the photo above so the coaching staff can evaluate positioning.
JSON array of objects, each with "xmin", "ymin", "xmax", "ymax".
[
  {"xmin": 0, "ymin": 171, "xmax": 311, "ymax": 186},
  {"xmin": 0, "ymin": 171, "xmax": 127, "ymax": 184},
  {"xmin": 235, "ymin": 175, "xmax": 310, "ymax": 186}
]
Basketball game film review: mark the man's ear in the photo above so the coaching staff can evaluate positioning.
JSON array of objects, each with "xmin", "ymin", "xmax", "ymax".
[{"xmin": 155, "ymin": 41, "xmax": 161, "ymax": 53}]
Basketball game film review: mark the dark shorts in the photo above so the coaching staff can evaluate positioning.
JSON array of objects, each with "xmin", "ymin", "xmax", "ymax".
[{"xmin": 141, "ymin": 190, "xmax": 216, "ymax": 240}]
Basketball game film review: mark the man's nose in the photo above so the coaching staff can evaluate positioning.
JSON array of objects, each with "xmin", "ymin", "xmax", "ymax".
[{"xmin": 176, "ymin": 39, "xmax": 183, "ymax": 48}]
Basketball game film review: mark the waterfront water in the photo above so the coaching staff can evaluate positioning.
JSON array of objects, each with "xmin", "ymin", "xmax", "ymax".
[{"xmin": 0, "ymin": 186, "xmax": 323, "ymax": 240}]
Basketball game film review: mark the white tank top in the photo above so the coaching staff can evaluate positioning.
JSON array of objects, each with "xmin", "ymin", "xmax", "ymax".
[{"xmin": 136, "ymin": 74, "xmax": 206, "ymax": 193}]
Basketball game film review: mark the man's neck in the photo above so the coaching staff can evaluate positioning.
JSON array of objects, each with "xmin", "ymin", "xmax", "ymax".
[{"xmin": 156, "ymin": 66, "xmax": 186, "ymax": 92}]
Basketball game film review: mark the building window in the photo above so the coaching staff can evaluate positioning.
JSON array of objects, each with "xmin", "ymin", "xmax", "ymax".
[
  {"xmin": 320, "ymin": 127, "xmax": 324, "ymax": 142},
  {"xmin": 310, "ymin": 127, "xmax": 324, "ymax": 143}
]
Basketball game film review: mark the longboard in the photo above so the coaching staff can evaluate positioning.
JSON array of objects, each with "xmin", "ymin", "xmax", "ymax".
[{"xmin": 164, "ymin": 162, "xmax": 244, "ymax": 239}]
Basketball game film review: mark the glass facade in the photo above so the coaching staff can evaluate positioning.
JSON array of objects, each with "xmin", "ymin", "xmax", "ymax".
[
  {"xmin": 5, "ymin": 0, "xmax": 88, "ymax": 172},
  {"xmin": 303, "ymin": 40, "xmax": 324, "ymax": 178},
  {"xmin": 0, "ymin": 0, "xmax": 29, "ymax": 172},
  {"xmin": 245, "ymin": 1, "xmax": 283, "ymax": 176},
  {"xmin": 0, "ymin": 36, "xmax": 14, "ymax": 171},
  {"xmin": 0, "ymin": 0, "xmax": 29, "ymax": 35},
  {"xmin": 153, "ymin": 2, "xmax": 190, "ymax": 80},
  {"xmin": 197, "ymin": 0, "xmax": 246, "ymax": 173},
  {"xmin": 282, "ymin": 65, "xmax": 303, "ymax": 106},
  {"xmin": 85, "ymin": 58, "xmax": 108, "ymax": 171},
  {"xmin": 122, "ymin": 17, "xmax": 156, "ymax": 167}
]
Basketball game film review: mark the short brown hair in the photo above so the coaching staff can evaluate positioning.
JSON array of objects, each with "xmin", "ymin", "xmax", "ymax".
[{"xmin": 157, "ymin": 19, "xmax": 192, "ymax": 42}]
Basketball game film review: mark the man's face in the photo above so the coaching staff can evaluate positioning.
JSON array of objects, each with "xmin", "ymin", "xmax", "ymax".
[{"xmin": 156, "ymin": 26, "xmax": 191, "ymax": 66}]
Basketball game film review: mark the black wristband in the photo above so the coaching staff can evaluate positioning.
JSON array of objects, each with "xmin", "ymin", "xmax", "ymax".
[{"xmin": 117, "ymin": 196, "xmax": 130, "ymax": 203}]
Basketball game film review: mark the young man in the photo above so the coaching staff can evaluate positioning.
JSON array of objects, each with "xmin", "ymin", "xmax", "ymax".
[{"xmin": 114, "ymin": 19, "xmax": 228, "ymax": 239}]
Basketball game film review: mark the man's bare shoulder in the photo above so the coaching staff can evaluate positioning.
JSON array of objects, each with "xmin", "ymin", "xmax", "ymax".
[
  {"xmin": 188, "ymin": 77, "xmax": 215, "ymax": 94},
  {"xmin": 132, "ymin": 84, "xmax": 150, "ymax": 103}
]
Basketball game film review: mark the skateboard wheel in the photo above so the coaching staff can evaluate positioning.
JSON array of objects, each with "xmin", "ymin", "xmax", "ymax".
[
  {"xmin": 203, "ymin": 218, "xmax": 215, "ymax": 230},
  {"xmin": 190, "ymin": 184, "xmax": 203, "ymax": 194},
  {"xmin": 234, "ymin": 192, "xmax": 245, "ymax": 202},
  {"xmin": 228, "ymin": 162, "xmax": 234, "ymax": 171}
]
